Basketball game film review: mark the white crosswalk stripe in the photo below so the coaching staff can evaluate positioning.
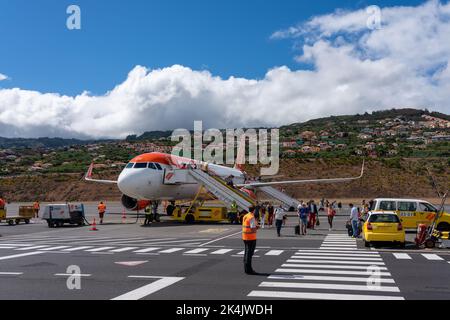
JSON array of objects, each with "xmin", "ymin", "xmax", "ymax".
[
  {"xmin": 159, "ymin": 248, "xmax": 185, "ymax": 254},
  {"xmin": 38, "ymin": 246, "xmax": 71, "ymax": 251},
  {"xmin": 133, "ymin": 248, "xmax": 161, "ymax": 253},
  {"xmin": 110, "ymin": 247, "xmax": 139, "ymax": 253},
  {"xmin": 211, "ymin": 249, "xmax": 234, "ymax": 255},
  {"xmin": 248, "ymin": 236, "xmax": 404, "ymax": 300},
  {"xmin": 17, "ymin": 245, "xmax": 50, "ymax": 251},
  {"xmin": 265, "ymin": 250, "xmax": 284, "ymax": 256},
  {"xmin": 184, "ymin": 249, "xmax": 209, "ymax": 254},
  {"xmin": 86, "ymin": 247, "xmax": 115, "ymax": 252},
  {"xmin": 393, "ymin": 253, "xmax": 412, "ymax": 260},
  {"xmin": 64, "ymin": 246, "xmax": 94, "ymax": 252},
  {"xmin": 422, "ymin": 254, "xmax": 444, "ymax": 261}
]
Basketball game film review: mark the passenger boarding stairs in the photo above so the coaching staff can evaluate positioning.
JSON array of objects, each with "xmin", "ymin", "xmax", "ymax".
[
  {"xmin": 188, "ymin": 169, "xmax": 255, "ymax": 212},
  {"xmin": 258, "ymin": 186, "xmax": 300, "ymax": 211}
]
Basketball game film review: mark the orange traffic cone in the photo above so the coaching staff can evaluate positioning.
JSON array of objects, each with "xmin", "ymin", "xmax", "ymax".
[{"xmin": 90, "ymin": 218, "xmax": 98, "ymax": 231}]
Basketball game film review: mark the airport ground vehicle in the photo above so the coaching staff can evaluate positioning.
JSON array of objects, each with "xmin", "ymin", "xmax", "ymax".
[
  {"xmin": 369, "ymin": 198, "xmax": 450, "ymax": 231},
  {"xmin": 362, "ymin": 211, "xmax": 406, "ymax": 248},
  {"xmin": 0, "ymin": 206, "xmax": 34, "ymax": 226},
  {"xmin": 42, "ymin": 204, "xmax": 86, "ymax": 228},
  {"xmin": 172, "ymin": 204, "xmax": 230, "ymax": 224}
]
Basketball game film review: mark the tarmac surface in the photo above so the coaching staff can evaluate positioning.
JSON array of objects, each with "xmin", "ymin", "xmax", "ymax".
[{"xmin": 0, "ymin": 204, "xmax": 449, "ymax": 300}]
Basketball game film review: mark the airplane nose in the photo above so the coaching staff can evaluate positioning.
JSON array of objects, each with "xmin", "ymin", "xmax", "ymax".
[{"xmin": 118, "ymin": 171, "xmax": 136, "ymax": 197}]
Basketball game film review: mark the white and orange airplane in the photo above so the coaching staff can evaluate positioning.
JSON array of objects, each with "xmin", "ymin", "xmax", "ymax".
[{"xmin": 85, "ymin": 151, "xmax": 365, "ymax": 211}]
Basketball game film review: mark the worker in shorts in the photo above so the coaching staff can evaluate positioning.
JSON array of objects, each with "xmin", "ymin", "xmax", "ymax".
[{"xmin": 97, "ymin": 201, "xmax": 106, "ymax": 224}]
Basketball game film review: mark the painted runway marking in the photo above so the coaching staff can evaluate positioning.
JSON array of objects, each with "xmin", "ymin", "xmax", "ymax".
[
  {"xmin": 0, "ymin": 252, "xmax": 44, "ymax": 261},
  {"xmin": 0, "ymin": 272, "xmax": 23, "ymax": 276},
  {"xmin": 282, "ymin": 264, "xmax": 388, "ymax": 271},
  {"xmin": 112, "ymin": 276, "xmax": 184, "ymax": 300},
  {"xmin": 110, "ymin": 247, "xmax": 139, "ymax": 253},
  {"xmin": 184, "ymin": 248, "xmax": 209, "ymax": 254},
  {"xmin": 268, "ymin": 275, "xmax": 395, "ymax": 284},
  {"xmin": 422, "ymin": 254, "xmax": 444, "ymax": 261},
  {"xmin": 287, "ymin": 259, "xmax": 385, "ymax": 266},
  {"xmin": 199, "ymin": 231, "xmax": 242, "ymax": 247},
  {"xmin": 133, "ymin": 248, "xmax": 161, "ymax": 253},
  {"xmin": 86, "ymin": 247, "xmax": 115, "ymax": 252},
  {"xmin": 393, "ymin": 253, "xmax": 412, "ymax": 260},
  {"xmin": 38, "ymin": 246, "xmax": 71, "ymax": 251},
  {"xmin": 55, "ymin": 273, "xmax": 91, "ymax": 277},
  {"xmin": 265, "ymin": 250, "xmax": 284, "ymax": 256},
  {"xmin": 63, "ymin": 246, "xmax": 94, "ymax": 252},
  {"xmin": 248, "ymin": 291, "xmax": 404, "ymax": 300},
  {"xmin": 210, "ymin": 249, "xmax": 234, "ymax": 255},
  {"xmin": 292, "ymin": 256, "xmax": 383, "ymax": 261},
  {"xmin": 16, "ymin": 245, "xmax": 50, "ymax": 251},
  {"xmin": 275, "ymin": 268, "xmax": 391, "ymax": 276},
  {"xmin": 294, "ymin": 252, "xmax": 381, "ymax": 258},
  {"xmin": 259, "ymin": 282, "xmax": 400, "ymax": 293},
  {"xmin": 159, "ymin": 248, "xmax": 185, "ymax": 254}
]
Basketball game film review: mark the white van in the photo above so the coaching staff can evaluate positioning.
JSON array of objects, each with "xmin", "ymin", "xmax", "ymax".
[
  {"xmin": 369, "ymin": 198, "xmax": 450, "ymax": 231},
  {"xmin": 42, "ymin": 204, "xmax": 86, "ymax": 228}
]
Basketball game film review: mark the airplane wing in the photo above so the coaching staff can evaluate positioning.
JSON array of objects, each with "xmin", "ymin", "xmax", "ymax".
[
  {"xmin": 236, "ymin": 161, "xmax": 365, "ymax": 188},
  {"xmin": 84, "ymin": 163, "xmax": 118, "ymax": 184}
]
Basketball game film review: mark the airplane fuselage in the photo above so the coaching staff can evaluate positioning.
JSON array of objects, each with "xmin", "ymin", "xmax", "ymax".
[{"xmin": 117, "ymin": 152, "xmax": 245, "ymax": 201}]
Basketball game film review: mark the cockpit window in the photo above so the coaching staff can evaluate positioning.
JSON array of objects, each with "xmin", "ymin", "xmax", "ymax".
[
  {"xmin": 148, "ymin": 163, "xmax": 157, "ymax": 170},
  {"xmin": 134, "ymin": 163, "xmax": 147, "ymax": 169},
  {"xmin": 155, "ymin": 163, "xmax": 162, "ymax": 171},
  {"xmin": 126, "ymin": 163, "xmax": 134, "ymax": 169}
]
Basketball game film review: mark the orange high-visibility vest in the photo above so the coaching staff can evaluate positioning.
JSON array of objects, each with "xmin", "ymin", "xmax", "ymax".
[
  {"xmin": 33, "ymin": 202, "xmax": 40, "ymax": 210},
  {"xmin": 242, "ymin": 213, "xmax": 257, "ymax": 241},
  {"xmin": 98, "ymin": 204, "xmax": 106, "ymax": 213}
]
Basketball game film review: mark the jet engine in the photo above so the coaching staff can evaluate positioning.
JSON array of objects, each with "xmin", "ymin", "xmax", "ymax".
[{"xmin": 121, "ymin": 194, "xmax": 151, "ymax": 211}]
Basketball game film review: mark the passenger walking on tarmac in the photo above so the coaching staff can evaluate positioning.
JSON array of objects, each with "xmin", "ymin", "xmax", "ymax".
[
  {"xmin": 254, "ymin": 202, "xmax": 261, "ymax": 222},
  {"xmin": 97, "ymin": 201, "xmax": 106, "ymax": 224},
  {"xmin": 260, "ymin": 203, "xmax": 267, "ymax": 229},
  {"xmin": 275, "ymin": 205, "xmax": 286, "ymax": 237},
  {"xmin": 349, "ymin": 203, "xmax": 360, "ymax": 238},
  {"xmin": 267, "ymin": 203, "xmax": 274, "ymax": 228},
  {"xmin": 242, "ymin": 207, "xmax": 259, "ymax": 275},
  {"xmin": 308, "ymin": 200, "xmax": 318, "ymax": 229},
  {"xmin": 33, "ymin": 201, "xmax": 40, "ymax": 218},
  {"xmin": 299, "ymin": 203, "xmax": 309, "ymax": 235},
  {"xmin": 327, "ymin": 204, "xmax": 336, "ymax": 231}
]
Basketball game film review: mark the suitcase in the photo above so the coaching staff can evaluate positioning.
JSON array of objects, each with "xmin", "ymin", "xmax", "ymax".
[
  {"xmin": 295, "ymin": 225, "xmax": 300, "ymax": 235},
  {"xmin": 346, "ymin": 222, "xmax": 353, "ymax": 237}
]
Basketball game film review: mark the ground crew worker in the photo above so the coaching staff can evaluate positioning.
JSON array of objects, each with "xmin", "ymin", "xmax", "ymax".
[
  {"xmin": 229, "ymin": 201, "xmax": 238, "ymax": 224},
  {"xmin": 97, "ymin": 201, "xmax": 106, "ymax": 224},
  {"xmin": 144, "ymin": 205, "xmax": 152, "ymax": 226},
  {"xmin": 152, "ymin": 201, "xmax": 160, "ymax": 222},
  {"xmin": 33, "ymin": 201, "xmax": 40, "ymax": 218},
  {"xmin": 242, "ymin": 206, "xmax": 259, "ymax": 275}
]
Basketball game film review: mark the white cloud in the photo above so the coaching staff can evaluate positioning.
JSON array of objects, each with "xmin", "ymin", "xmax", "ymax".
[
  {"xmin": 1, "ymin": 0, "xmax": 450, "ymax": 139},
  {"xmin": 0, "ymin": 73, "xmax": 8, "ymax": 81}
]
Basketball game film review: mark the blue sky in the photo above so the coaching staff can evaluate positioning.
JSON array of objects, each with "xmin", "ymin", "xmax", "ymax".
[{"xmin": 0, "ymin": 0, "xmax": 426, "ymax": 96}]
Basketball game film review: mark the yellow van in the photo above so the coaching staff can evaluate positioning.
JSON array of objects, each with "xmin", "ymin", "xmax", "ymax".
[{"xmin": 369, "ymin": 198, "xmax": 450, "ymax": 231}]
